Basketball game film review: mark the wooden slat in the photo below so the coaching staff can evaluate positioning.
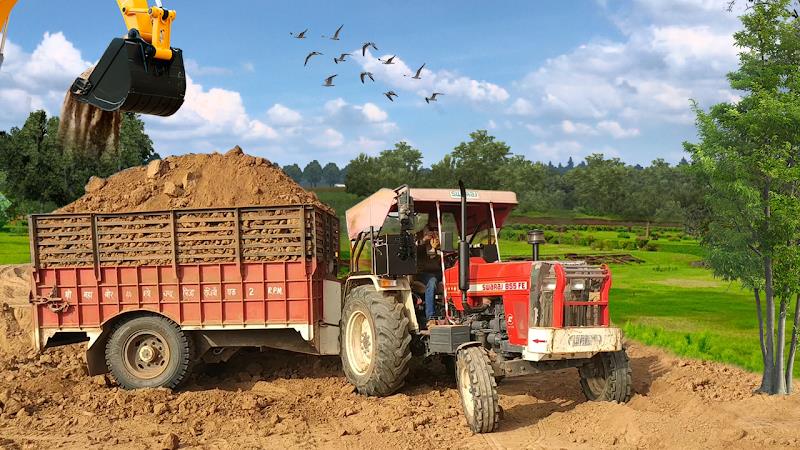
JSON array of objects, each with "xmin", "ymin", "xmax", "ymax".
[
  {"xmin": 36, "ymin": 239, "xmax": 93, "ymax": 246},
  {"xmin": 96, "ymin": 228, "xmax": 169, "ymax": 236},
  {"xmin": 240, "ymin": 232, "xmax": 302, "ymax": 240},
  {"xmin": 32, "ymin": 221, "xmax": 91, "ymax": 229},
  {"xmin": 177, "ymin": 235, "xmax": 235, "ymax": 242},
  {"xmin": 175, "ymin": 216, "xmax": 235, "ymax": 224},
  {"xmin": 36, "ymin": 230, "xmax": 91, "ymax": 238},
  {"xmin": 98, "ymin": 237, "xmax": 172, "ymax": 244},
  {"xmin": 96, "ymin": 219, "xmax": 170, "ymax": 227},
  {"xmin": 176, "ymin": 244, "xmax": 238, "ymax": 251},
  {"xmin": 175, "ymin": 226, "xmax": 236, "ymax": 233},
  {"xmin": 240, "ymin": 223, "xmax": 302, "ymax": 231},
  {"xmin": 100, "ymin": 246, "xmax": 173, "ymax": 253}
]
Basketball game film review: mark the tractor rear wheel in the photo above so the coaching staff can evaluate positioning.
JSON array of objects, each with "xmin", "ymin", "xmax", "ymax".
[
  {"xmin": 456, "ymin": 346, "xmax": 500, "ymax": 433},
  {"xmin": 340, "ymin": 285, "xmax": 412, "ymax": 396},
  {"xmin": 105, "ymin": 315, "xmax": 193, "ymax": 390},
  {"xmin": 578, "ymin": 349, "xmax": 632, "ymax": 403}
]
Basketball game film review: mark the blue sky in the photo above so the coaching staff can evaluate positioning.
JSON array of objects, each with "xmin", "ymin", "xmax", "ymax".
[{"xmin": 0, "ymin": 0, "xmax": 743, "ymax": 167}]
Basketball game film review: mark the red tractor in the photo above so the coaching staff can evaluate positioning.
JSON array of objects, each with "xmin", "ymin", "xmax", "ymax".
[{"xmin": 341, "ymin": 183, "xmax": 632, "ymax": 432}]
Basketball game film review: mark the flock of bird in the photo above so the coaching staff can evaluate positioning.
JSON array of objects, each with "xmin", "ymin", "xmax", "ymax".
[{"xmin": 290, "ymin": 25, "xmax": 444, "ymax": 104}]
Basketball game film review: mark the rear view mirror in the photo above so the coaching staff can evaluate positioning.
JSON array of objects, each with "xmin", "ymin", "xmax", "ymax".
[{"xmin": 440, "ymin": 231, "xmax": 455, "ymax": 252}]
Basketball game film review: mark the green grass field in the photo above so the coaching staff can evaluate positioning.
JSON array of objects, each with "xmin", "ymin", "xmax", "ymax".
[{"xmin": 0, "ymin": 225, "xmax": 30, "ymax": 265}]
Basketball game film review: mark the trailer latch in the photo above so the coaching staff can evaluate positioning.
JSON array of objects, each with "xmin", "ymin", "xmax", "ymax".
[{"xmin": 31, "ymin": 287, "xmax": 71, "ymax": 313}]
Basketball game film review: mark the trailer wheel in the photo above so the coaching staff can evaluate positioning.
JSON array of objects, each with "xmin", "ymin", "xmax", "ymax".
[
  {"xmin": 456, "ymin": 346, "xmax": 500, "ymax": 433},
  {"xmin": 579, "ymin": 349, "xmax": 632, "ymax": 403},
  {"xmin": 105, "ymin": 315, "xmax": 193, "ymax": 390},
  {"xmin": 340, "ymin": 285, "xmax": 411, "ymax": 396}
]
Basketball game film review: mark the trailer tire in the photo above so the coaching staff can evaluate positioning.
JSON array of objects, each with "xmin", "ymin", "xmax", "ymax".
[
  {"xmin": 579, "ymin": 349, "xmax": 632, "ymax": 403},
  {"xmin": 105, "ymin": 315, "xmax": 193, "ymax": 390},
  {"xmin": 341, "ymin": 285, "xmax": 411, "ymax": 397},
  {"xmin": 456, "ymin": 346, "xmax": 500, "ymax": 433}
]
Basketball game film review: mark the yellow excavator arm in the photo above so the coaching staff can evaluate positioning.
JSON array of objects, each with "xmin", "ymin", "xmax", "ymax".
[
  {"xmin": 0, "ymin": 0, "xmax": 184, "ymax": 116},
  {"xmin": 0, "ymin": 0, "xmax": 19, "ymax": 70}
]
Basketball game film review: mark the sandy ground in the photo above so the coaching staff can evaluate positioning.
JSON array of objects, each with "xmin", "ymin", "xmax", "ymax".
[{"xmin": 1, "ymin": 265, "xmax": 799, "ymax": 450}]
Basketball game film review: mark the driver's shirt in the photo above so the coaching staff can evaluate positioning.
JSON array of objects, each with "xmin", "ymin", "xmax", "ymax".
[{"xmin": 416, "ymin": 239, "xmax": 442, "ymax": 273}]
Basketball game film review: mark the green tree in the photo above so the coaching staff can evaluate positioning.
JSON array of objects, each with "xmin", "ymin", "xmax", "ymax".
[
  {"xmin": 345, "ymin": 142, "xmax": 424, "ymax": 196},
  {"xmin": 106, "ymin": 113, "xmax": 159, "ymax": 172},
  {"xmin": 321, "ymin": 162, "xmax": 341, "ymax": 186},
  {"xmin": 687, "ymin": 0, "xmax": 800, "ymax": 394},
  {"xmin": 565, "ymin": 154, "xmax": 633, "ymax": 217},
  {"xmin": 282, "ymin": 163, "xmax": 303, "ymax": 183},
  {"xmin": 303, "ymin": 160, "xmax": 323, "ymax": 187},
  {"xmin": 430, "ymin": 130, "xmax": 510, "ymax": 189},
  {"xmin": 495, "ymin": 156, "xmax": 566, "ymax": 212}
]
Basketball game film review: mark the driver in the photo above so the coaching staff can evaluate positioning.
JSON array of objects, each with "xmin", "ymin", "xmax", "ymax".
[{"xmin": 416, "ymin": 225, "xmax": 442, "ymax": 327}]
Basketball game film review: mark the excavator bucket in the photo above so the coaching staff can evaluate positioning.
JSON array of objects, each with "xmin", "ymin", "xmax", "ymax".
[{"xmin": 70, "ymin": 37, "xmax": 185, "ymax": 117}]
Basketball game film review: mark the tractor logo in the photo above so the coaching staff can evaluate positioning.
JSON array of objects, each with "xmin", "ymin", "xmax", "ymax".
[
  {"xmin": 506, "ymin": 314, "xmax": 514, "ymax": 326},
  {"xmin": 568, "ymin": 334, "xmax": 602, "ymax": 347}
]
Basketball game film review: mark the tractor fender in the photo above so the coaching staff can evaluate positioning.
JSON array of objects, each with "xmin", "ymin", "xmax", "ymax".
[{"xmin": 456, "ymin": 341, "xmax": 484, "ymax": 353}]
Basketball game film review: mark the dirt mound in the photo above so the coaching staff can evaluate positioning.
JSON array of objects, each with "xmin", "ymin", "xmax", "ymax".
[
  {"xmin": 0, "ymin": 340, "xmax": 798, "ymax": 449},
  {"xmin": 0, "ymin": 265, "xmax": 35, "ymax": 358},
  {"xmin": 58, "ymin": 146, "xmax": 328, "ymax": 213}
]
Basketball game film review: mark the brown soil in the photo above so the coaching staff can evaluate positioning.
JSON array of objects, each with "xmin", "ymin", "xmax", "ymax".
[
  {"xmin": 0, "ymin": 267, "xmax": 798, "ymax": 449},
  {"xmin": 58, "ymin": 146, "xmax": 328, "ymax": 214},
  {"xmin": 58, "ymin": 84, "xmax": 121, "ymax": 157}
]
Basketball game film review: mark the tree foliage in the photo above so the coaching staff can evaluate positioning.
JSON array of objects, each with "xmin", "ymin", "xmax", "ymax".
[
  {"xmin": 302, "ymin": 160, "xmax": 323, "ymax": 187},
  {"xmin": 0, "ymin": 110, "xmax": 159, "ymax": 215},
  {"xmin": 687, "ymin": 0, "xmax": 800, "ymax": 394}
]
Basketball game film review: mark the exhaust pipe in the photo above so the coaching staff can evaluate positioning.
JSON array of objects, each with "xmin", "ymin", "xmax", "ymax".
[
  {"xmin": 458, "ymin": 180, "xmax": 469, "ymax": 305},
  {"xmin": 527, "ymin": 229, "xmax": 545, "ymax": 261}
]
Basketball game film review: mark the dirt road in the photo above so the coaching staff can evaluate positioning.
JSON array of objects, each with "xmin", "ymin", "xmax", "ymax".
[{"xmin": 1, "ymin": 266, "xmax": 799, "ymax": 449}]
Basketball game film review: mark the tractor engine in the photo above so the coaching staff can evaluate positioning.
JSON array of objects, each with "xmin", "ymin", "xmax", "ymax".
[{"xmin": 442, "ymin": 258, "xmax": 618, "ymax": 362}]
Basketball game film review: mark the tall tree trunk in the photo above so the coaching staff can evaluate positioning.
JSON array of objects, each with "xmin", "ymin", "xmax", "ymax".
[
  {"xmin": 755, "ymin": 289, "xmax": 771, "ymax": 392},
  {"xmin": 786, "ymin": 293, "xmax": 800, "ymax": 393},
  {"xmin": 645, "ymin": 221, "xmax": 651, "ymax": 239},
  {"xmin": 775, "ymin": 296, "xmax": 788, "ymax": 394},
  {"xmin": 763, "ymin": 255, "xmax": 776, "ymax": 394}
]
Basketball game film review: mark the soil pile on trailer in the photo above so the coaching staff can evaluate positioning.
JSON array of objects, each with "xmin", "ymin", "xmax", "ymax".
[{"xmin": 58, "ymin": 146, "xmax": 328, "ymax": 213}]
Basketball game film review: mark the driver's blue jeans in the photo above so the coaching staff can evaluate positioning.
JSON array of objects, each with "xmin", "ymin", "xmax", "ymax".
[{"xmin": 418, "ymin": 273, "xmax": 441, "ymax": 319}]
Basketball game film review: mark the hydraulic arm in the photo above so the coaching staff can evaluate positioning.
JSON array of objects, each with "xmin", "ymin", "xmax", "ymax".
[{"xmin": 0, "ymin": 0, "xmax": 185, "ymax": 116}]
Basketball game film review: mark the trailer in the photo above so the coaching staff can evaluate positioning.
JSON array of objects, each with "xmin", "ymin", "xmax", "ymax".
[{"xmin": 28, "ymin": 205, "xmax": 341, "ymax": 388}]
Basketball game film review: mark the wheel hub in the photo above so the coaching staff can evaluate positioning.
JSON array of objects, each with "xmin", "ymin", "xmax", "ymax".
[
  {"xmin": 346, "ymin": 311, "xmax": 374, "ymax": 376},
  {"xmin": 123, "ymin": 330, "xmax": 170, "ymax": 380},
  {"xmin": 138, "ymin": 345, "xmax": 158, "ymax": 363}
]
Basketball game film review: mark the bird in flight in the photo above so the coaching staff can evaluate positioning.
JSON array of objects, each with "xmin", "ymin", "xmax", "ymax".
[
  {"xmin": 323, "ymin": 75, "xmax": 337, "ymax": 87},
  {"xmin": 378, "ymin": 55, "xmax": 396, "ymax": 65},
  {"xmin": 407, "ymin": 63, "xmax": 425, "ymax": 79},
  {"xmin": 425, "ymin": 92, "xmax": 444, "ymax": 104},
  {"xmin": 333, "ymin": 53, "xmax": 351, "ymax": 64},
  {"xmin": 360, "ymin": 71, "xmax": 375, "ymax": 83},
  {"xmin": 323, "ymin": 24, "xmax": 344, "ymax": 40},
  {"xmin": 361, "ymin": 42, "xmax": 378, "ymax": 57},
  {"xmin": 304, "ymin": 51, "xmax": 323, "ymax": 67},
  {"xmin": 290, "ymin": 29, "xmax": 308, "ymax": 39},
  {"xmin": 384, "ymin": 91, "xmax": 398, "ymax": 102}
]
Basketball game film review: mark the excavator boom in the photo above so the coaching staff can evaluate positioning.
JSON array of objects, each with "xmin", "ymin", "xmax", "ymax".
[{"xmin": 0, "ymin": 0, "xmax": 185, "ymax": 117}]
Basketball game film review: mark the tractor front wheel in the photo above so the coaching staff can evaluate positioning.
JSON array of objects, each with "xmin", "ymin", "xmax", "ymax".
[
  {"xmin": 340, "ymin": 285, "xmax": 412, "ymax": 396},
  {"xmin": 578, "ymin": 349, "xmax": 632, "ymax": 403},
  {"xmin": 456, "ymin": 346, "xmax": 500, "ymax": 433}
]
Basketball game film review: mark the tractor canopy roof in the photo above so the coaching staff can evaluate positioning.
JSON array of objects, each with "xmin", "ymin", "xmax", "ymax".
[{"xmin": 345, "ymin": 187, "xmax": 518, "ymax": 240}]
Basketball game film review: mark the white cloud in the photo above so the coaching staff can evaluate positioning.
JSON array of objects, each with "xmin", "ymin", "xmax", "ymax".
[
  {"xmin": 531, "ymin": 141, "xmax": 583, "ymax": 162},
  {"xmin": 351, "ymin": 50, "xmax": 509, "ymax": 104},
  {"xmin": 360, "ymin": 102, "xmax": 388, "ymax": 123},
  {"xmin": 507, "ymin": 98, "xmax": 534, "ymax": 115},
  {"xmin": 560, "ymin": 119, "xmax": 639, "ymax": 139},
  {"xmin": 311, "ymin": 128, "xmax": 345, "ymax": 148},
  {"xmin": 513, "ymin": 1, "xmax": 741, "ymax": 131},
  {"xmin": 184, "ymin": 59, "xmax": 234, "ymax": 77},
  {"xmin": 0, "ymin": 32, "xmax": 91, "ymax": 127},
  {"xmin": 148, "ymin": 76, "xmax": 278, "ymax": 142},
  {"xmin": 596, "ymin": 120, "xmax": 640, "ymax": 138},
  {"xmin": 487, "ymin": 119, "xmax": 497, "ymax": 129},
  {"xmin": 267, "ymin": 103, "xmax": 303, "ymax": 126}
]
